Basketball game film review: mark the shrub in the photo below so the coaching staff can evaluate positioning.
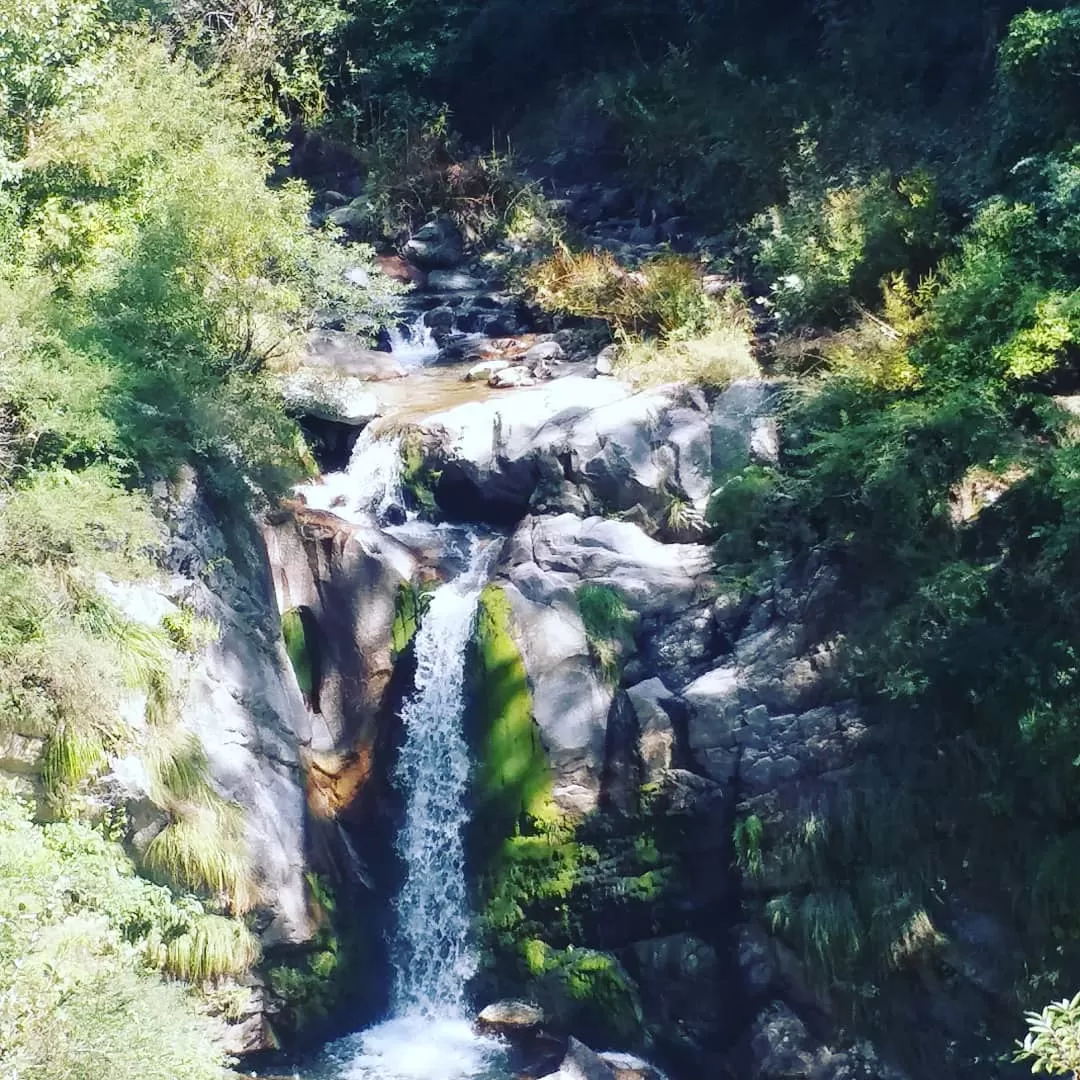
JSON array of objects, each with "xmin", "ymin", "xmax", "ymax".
[
  {"xmin": 754, "ymin": 170, "xmax": 947, "ymax": 327},
  {"xmin": 0, "ymin": 786, "xmax": 234, "ymax": 1079},
  {"xmin": 355, "ymin": 115, "xmax": 557, "ymax": 244},
  {"xmin": 161, "ymin": 607, "xmax": 221, "ymax": 653},
  {"xmin": 1017, "ymin": 993, "xmax": 1080, "ymax": 1076},
  {"xmin": 163, "ymin": 913, "xmax": 260, "ymax": 982},
  {"xmin": 614, "ymin": 288, "xmax": 757, "ymax": 389},
  {"xmin": 526, "ymin": 248, "xmax": 715, "ymax": 340}
]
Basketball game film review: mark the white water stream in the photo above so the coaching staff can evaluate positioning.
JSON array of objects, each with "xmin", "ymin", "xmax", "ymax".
[
  {"xmin": 387, "ymin": 314, "xmax": 440, "ymax": 366},
  {"xmin": 320, "ymin": 535, "xmax": 508, "ymax": 1080},
  {"xmin": 295, "ymin": 428, "xmax": 405, "ymax": 524}
]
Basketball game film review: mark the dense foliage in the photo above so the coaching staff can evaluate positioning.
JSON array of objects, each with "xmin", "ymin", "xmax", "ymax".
[
  {"xmin": 10, "ymin": 0, "xmax": 1080, "ymax": 1068},
  {"xmin": 0, "ymin": 0, "xmax": 394, "ymax": 1066}
]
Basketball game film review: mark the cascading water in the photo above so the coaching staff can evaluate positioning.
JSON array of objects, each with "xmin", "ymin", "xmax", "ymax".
[
  {"xmin": 387, "ymin": 314, "xmax": 440, "ymax": 366},
  {"xmin": 390, "ymin": 534, "xmax": 501, "ymax": 1016},
  {"xmin": 295, "ymin": 428, "xmax": 404, "ymax": 524},
  {"xmin": 322, "ymin": 534, "xmax": 508, "ymax": 1080}
]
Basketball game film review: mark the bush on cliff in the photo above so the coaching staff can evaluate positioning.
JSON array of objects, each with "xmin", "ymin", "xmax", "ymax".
[
  {"xmin": 0, "ymin": 0, "xmax": 397, "ymax": 1063},
  {"xmin": 0, "ymin": 785, "xmax": 234, "ymax": 1079}
]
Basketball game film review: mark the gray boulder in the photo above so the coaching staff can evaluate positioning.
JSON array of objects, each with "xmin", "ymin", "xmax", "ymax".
[
  {"xmin": 326, "ymin": 197, "xmax": 370, "ymax": 232},
  {"xmin": 418, "ymin": 376, "xmax": 780, "ymax": 526},
  {"xmin": 557, "ymin": 1038, "xmax": 619, "ymax": 1080},
  {"xmin": 633, "ymin": 934, "xmax": 721, "ymax": 1053},
  {"xmin": 302, "ymin": 330, "xmax": 407, "ymax": 382},
  {"xmin": 476, "ymin": 999, "xmax": 545, "ymax": 1037},
  {"xmin": 493, "ymin": 515, "xmax": 711, "ymax": 812},
  {"xmin": 403, "ymin": 216, "xmax": 465, "ymax": 269},
  {"xmin": 427, "ymin": 269, "xmax": 484, "ymax": 291},
  {"xmin": 625, "ymin": 677, "xmax": 678, "ymax": 778},
  {"xmin": 277, "ymin": 369, "xmax": 380, "ymax": 425}
]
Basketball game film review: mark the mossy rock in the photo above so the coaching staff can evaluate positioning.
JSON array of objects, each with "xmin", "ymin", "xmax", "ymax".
[
  {"xmin": 469, "ymin": 585, "xmax": 553, "ymax": 840},
  {"xmin": 265, "ymin": 873, "xmax": 380, "ymax": 1046},
  {"xmin": 391, "ymin": 580, "xmax": 432, "ymax": 659},
  {"xmin": 400, "ymin": 431, "xmax": 442, "ymax": 516},
  {"xmin": 520, "ymin": 941, "xmax": 645, "ymax": 1049},
  {"xmin": 281, "ymin": 606, "xmax": 319, "ymax": 703}
]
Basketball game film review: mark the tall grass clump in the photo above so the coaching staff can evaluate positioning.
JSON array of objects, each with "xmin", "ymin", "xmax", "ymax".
[
  {"xmin": 576, "ymin": 583, "xmax": 635, "ymax": 686},
  {"xmin": 146, "ymin": 804, "xmax": 257, "ymax": 913},
  {"xmin": 164, "ymin": 913, "xmax": 261, "ymax": 982},
  {"xmin": 527, "ymin": 249, "xmax": 714, "ymax": 338}
]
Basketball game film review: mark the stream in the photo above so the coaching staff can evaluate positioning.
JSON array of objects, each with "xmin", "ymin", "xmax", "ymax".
[{"xmin": 275, "ymin": 326, "xmax": 514, "ymax": 1080}]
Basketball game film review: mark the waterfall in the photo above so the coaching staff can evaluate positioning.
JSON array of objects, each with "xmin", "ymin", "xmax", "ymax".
[
  {"xmin": 387, "ymin": 314, "xmax": 440, "ymax": 366},
  {"xmin": 391, "ymin": 534, "xmax": 501, "ymax": 1015},
  {"xmin": 328, "ymin": 533, "xmax": 508, "ymax": 1080},
  {"xmin": 296, "ymin": 428, "xmax": 404, "ymax": 525}
]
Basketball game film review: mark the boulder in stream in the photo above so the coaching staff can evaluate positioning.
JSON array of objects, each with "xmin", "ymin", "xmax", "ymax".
[
  {"xmin": 542, "ymin": 1037, "xmax": 619, "ymax": 1080},
  {"xmin": 403, "ymin": 216, "xmax": 465, "ymax": 269},
  {"xmin": 475, "ymin": 999, "xmax": 545, "ymax": 1036}
]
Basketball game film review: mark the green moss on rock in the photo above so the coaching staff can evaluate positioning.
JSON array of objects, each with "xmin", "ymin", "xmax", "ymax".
[
  {"xmin": 467, "ymin": 586, "xmax": 645, "ymax": 1048},
  {"xmin": 400, "ymin": 431, "xmax": 442, "ymax": 515},
  {"xmin": 471, "ymin": 584, "xmax": 553, "ymax": 833},
  {"xmin": 266, "ymin": 873, "xmax": 373, "ymax": 1043},
  {"xmin": 281, "ymin": 606, "xmax": 317, "ymax": 700},
  {"xmin": 519, "ymin": 941, "xmax": 645, "ymax": 1048},
  {"xmin": 391, "ymin": 581, "xmax": 431, "ymax": 659}
]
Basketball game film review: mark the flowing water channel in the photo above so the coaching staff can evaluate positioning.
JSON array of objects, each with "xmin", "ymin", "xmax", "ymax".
[
  {"xmin": 277, "ymin": 322, "xmax": 515, "ymax": 1080},
  {"xmin": 328, "ymin": 536, "xmax": 507, "ymax": 1080},
  {"xmin": 294, "ymin": 530, "xmax": 509, "ymax": 1080}
]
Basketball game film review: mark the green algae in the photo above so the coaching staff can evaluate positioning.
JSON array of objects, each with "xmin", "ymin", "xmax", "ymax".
[
  {"xmin": 471, "ymin": 584, "xmax": 553, "ymax": 833},
  {"xmin": 282, "ymin": 606, "xmax": 318, "ymax": 702},
  {"xmin": 467, "ymin": 585, "xmax": 645, "ymax": 1048},
  {"xmin": 391, "ymin": 580, "xmax": 432, "ymax": 659}
]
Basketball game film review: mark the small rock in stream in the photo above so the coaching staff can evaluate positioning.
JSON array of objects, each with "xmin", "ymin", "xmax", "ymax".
[
  {"xmin": 490, "ymin": 366, "xmax": 535, "ymax": 389},
  {"xmin": 598, "ymin": 1052, "xmax": 667, "ymax": 1080},
  {"xmin": 475, "ymin": 999, "xmax": 545, "ymax": 1037},
  {"xmin": 466, "ymin": 359, "xmax": 512, "ymax": 382},
  {"xmin": 524, "ymin": 340, "xmax": 565, "ymax": 376},
  {"xmin": 540, "ymin": 1037, "xmax": 618, "ymax": 1080},
  {"xmin": 595, "ymin": 345, "xmax": 617, "ymax": 376}
]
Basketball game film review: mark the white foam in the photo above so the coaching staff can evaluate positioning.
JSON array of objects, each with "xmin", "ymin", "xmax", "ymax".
[
  {"xmin": 336, "ymin": 1016, "xmax": 504, "ymax": 1080},
  {"xmin": 296, "ymin": 429, "xmax": 404, "ymax": 524},
  {"xmin": 387, "ymin": 315, "xmax": 440, "ymax": 366}
]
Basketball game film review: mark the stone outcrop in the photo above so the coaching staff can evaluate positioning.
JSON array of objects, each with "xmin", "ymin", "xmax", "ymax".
[
  {"xmin": 108, "ymin": 469, "xmax": 319, "ymax": 950},
  {"xmin": 416, "ymin": 376, "xmax": 780, "ymax": 528},
  {"xmin": 491, "ymin": 513, "xmax": 712, "ymax": 814},
  {"xmin": 403, "ymin": 216, "xmax": 465, "ymax": 269},
  {"xmin": 476, "ymin": 999, "xmax": 546, "ymax": 1036},
  {"xmin": 262, "ymin": 505, "xmax": 415, "ymax": 754}
]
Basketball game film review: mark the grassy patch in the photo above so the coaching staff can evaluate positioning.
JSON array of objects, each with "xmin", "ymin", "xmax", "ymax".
[
  {"xmin": 576, "ymin": 583, "xmax": 635, "ymax": 686},
  {"xmin": 145, "ymin": 804, "xmax": 256, "ymax": 914},
  {"xmin": 614, "ymin": 296, "xmax": 758, "ymax": 389},
  {"xmin": 526, "ymin": 249, "xmax": 716, "ymax": 339}
]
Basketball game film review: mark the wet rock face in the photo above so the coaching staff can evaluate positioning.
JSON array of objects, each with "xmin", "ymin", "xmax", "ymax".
[
  {"xmin": 262, "ymin": 507, "xmax": 416, "ymax": 753},
  {"xmin": 418, "ymin": 377, "xmax": 781, "ymax": 529},
  {"xmin": 147, "ymin": 469, "xmax": 315, "ymax": 950},
  {"xmin": 468, "ymin": 489, "xmax": 903, "ymax": 1076}
]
